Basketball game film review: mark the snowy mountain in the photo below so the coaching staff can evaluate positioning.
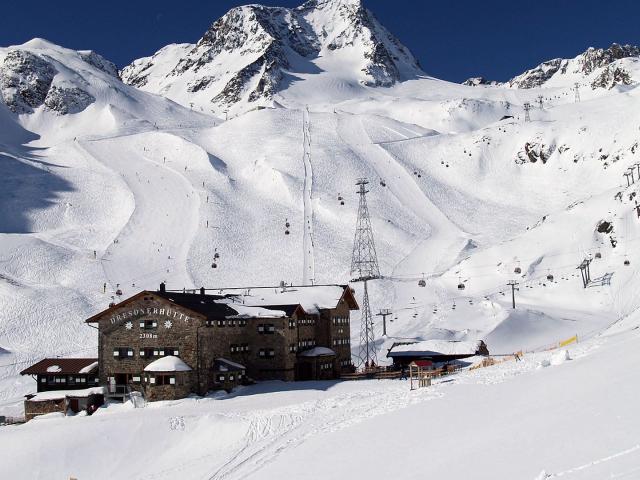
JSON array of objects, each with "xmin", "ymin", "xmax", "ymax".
[
  {"xmin": 2, "ymin": 3, "xmax": 640, "ymax": 477},
  {"xmin": 120, "ymin": 0, "xmax": 422, "ymax": 114},
  {"xmin": 508, "ymin": 43, "xmax": 640, "ymax": 90}
]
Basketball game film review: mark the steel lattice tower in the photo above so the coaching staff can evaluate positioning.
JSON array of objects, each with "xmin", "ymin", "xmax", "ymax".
[
  {"xmin": 350, "ymin": 178, "xmax": 380, "ymax": 366},
  {"xmin": 523, "ymin": 102, "xmax": 531, "ymax": 122},
  {"xmin": 574, "ymin": 83, "xmax": 581, "ymax": 103}
]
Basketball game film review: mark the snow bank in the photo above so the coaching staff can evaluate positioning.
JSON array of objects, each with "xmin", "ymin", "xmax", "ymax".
[{"xmin": 551, "ymin": 349, "xmax": 572, "ymax": 366}]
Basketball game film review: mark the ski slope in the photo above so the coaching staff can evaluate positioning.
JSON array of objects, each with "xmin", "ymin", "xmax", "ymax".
[
  {"xmin": 1, "ymin": 312, "xmax": 639, "ymax": 480},
  {"xmin": 1, "ymin": 31, "xmax": 640, "ymax": 478}
]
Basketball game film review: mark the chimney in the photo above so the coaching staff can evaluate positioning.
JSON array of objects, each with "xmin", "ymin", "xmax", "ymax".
[
  {"xmin": 159, "ymin": 282, "xmax": 166, "ymax": 293},
  {"xmin": 200, "ymin": 287, "xmax": 205, "ymax": 296}
]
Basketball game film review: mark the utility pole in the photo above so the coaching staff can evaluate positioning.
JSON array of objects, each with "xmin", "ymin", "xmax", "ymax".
[
  {"xmin": 507, "ymin": 280, "xmax": 519, "ymax": 309},
  {"xmin": 537, "ymin": 95, "xmax": 544, "ymax": 109},
  {"xmin": 624, "ymin": 171, "xmax": 633, "ymax": 187},
  {"xmin": 376, "ymin": 309, "xmax": 392, "ymax": 337},
  {"xmin": 574, "ymin": 83, "xmax": 581, "ymax": 103},
  {"xmin": 523, "ymin": 102, "xmax": 531, "ymax": 122},
  {"xmin": 351, "ymin": 178, "xmax": 381, "ymax": 367}
]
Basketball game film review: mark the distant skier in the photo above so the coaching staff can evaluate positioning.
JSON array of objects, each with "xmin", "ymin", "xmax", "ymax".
[
  {"xmin": 93, "ymin": 250, "xmax": 97, "ymax": 259},
  {"xmin": 103, "ymin": 283, "xmax": 106, "ymax": 294}
]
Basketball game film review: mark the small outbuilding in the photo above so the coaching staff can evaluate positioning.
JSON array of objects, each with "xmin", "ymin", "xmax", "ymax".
[
  {"xmin": 214, "ymin": 358, "xmax": 246, "ymax": 391},
  {"xmin": 387, "ymin": 340, "xmax": 489, "ymax": 368},
  {"xmin": 142, "ymin": 356, "xmax": 193, "ymax": 401},
  {"xmin": 24, "ymin": 386, "xmax": 105, "ymax": 421},
  {"xmin": 296, "ymin": 347, "xmax": 337, "ymax": 381}
]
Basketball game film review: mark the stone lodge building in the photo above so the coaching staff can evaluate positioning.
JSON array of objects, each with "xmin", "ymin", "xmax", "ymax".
[{"xmin": 84, "ymin": 283, "xmax": 358, "ymax": 401}]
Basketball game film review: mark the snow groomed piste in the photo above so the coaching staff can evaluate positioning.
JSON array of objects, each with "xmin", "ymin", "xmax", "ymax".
[{"xmin": 1, "ymin": 1, "xmax": 640, "ymax": 478}]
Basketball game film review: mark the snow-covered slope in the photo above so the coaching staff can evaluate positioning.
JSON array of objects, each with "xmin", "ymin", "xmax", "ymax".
[
  {"xmin": 1, "ymin": 3, "xmax": 640, "ymax": 475},
  {"xmin": 120, "ymin": 0, "xmax": 422, "ymax": 115},
  {"xmin": 508, "ymin": 43, "xmax": 640, "ymax": 90}
]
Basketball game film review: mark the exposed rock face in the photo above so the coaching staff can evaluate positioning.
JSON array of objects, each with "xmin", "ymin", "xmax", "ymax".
[
  {"xmin": 509, "ymin": 44, "xmax": 640, "ymax": 89},
  {"xmin": 0, "ymin": 48, "xmax": 98, "ymax": 115},
  {"xmin": 44, "ymin": 85, "xmax": 95, "ymax": 114},
  {"xmin": 78, "ymin": 50, "xmax": 119, "ymax": 79},
  {"xmin": 516, "ymin": 141, "xmax": 556, "ymax": 164},
  {"xmin": 591, "ymin": 65, "xmax": 632, "ymax": 89},
  {"xmin": 462, "ymin": 77, "xmax": 499, "ymax": 87},
  {"xmin": 121, "ymin": 0, "xmax": 422, "ymax": 110},
  {"xmin": 509, "ymin": 58, "xmax": 565, "ymax": 89},
  {"xmin": 0, "ymin": 50, "xmax": 55, "ymax": 113}
]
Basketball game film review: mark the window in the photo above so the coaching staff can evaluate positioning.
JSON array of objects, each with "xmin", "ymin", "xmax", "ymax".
[
  {"xmin": 140, "ymin": 320, "xmax": 157, "ymax": 329},
  {"xmin": 258, "ymin": 324, "xmax": 275, "ymax": 334},
  {"xmin": 288, "ymin": 319, "xmax": 296, "ymax": 329},
  {"xmin": 113, "ymin": 347, "xmax": 134, "ymax": 358},
  {"xmin": 40, "ymin": 377, "xmax": 46, "ymax": 383},
  {"xmin": 239, "ymin": 319, "xmax": 247, "ymax": 327},
  {"xmin": 132, "ymin": 376, "xmax": 141, "ymax": 383},
  {"xmin": 229, "ymin": 375, "xmax": 234, "ymax": 381},
  {"xmin": 217, "ymin": 374, "xmax": 226, "ymax": 382},
  {"xmin": 217, "ymin": 319, "xmax": 227, "ymax": 327},
  {"xmin": 258, "ymin": 348, "xmax": 275, "ymax": 358},
  {"xmin": 154, "ymin": 375, "xmax": 176, "ymax": 386},
  {"xmin": 289, "ymin": 344, "xmax": 297, "ymax": 353}
]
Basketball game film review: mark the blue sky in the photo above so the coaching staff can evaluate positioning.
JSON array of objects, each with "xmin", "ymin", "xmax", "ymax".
[{"xmin": 0, "ymin": 0, "xmax": 638, "ymax": 82}]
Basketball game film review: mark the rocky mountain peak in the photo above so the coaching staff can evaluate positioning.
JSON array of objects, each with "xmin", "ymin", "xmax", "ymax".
[
  {"xmin": 120, "ymin": 0, "xmax": 422, "ymax": 113},
  {"xmin": 508, "ymin": 43, "xmax": 640, "ymax": 89}
]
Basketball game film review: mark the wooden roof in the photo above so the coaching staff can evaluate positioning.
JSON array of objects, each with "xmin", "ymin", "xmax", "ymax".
[{"xmin": 20, "ymin": 358, "xmax": 98, "ymax": 376}]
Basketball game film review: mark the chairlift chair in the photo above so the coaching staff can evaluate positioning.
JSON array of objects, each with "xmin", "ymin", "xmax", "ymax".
[
  {"xmin": 211, "ymin": 262, "xmax": 218, "ymax": 269},
  {"xmin": 115, "ymin": 289, "xmax": 123, "ymax": 296},
  {"xmin": 595, "ymin": 252, "xmax": 602, "ymax": 259},
  {"xmin": 624, "ymin": 259, "xmax": 630, "ymax": 266},
  {"xmin": 418, "ymin": 275, "xmax": 426, "ymax": 287},
  {"xmin": 514, "ymin": 267, "xmax": 522, "ymax": 274},
  {"xmin": 546, "ymin": 274, "xmax": 554, "ymax": 281}
]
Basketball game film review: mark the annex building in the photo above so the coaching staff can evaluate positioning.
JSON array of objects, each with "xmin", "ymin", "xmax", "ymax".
[{"xmin": 81, "ymin": 283, "xmax": 358, "ymax": 401}]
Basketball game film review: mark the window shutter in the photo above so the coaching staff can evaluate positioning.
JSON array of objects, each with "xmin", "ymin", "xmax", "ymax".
[
  {"xmin": 113, "ymin": 349, "xmax": 119, "ymax": 357},
  {"xmin": 139, "ymin": 322, "xmax": 145, "ymax": 328},
  {"xmin": 169, "ymin": 377, "xmax": 176, "ymax": 385},
  {"xmin": 150, "ymin": 377, "xmax": 156, "ymax": 384},
  {"xmin": 128, "ymin": 349, "xmax": 134, "ymax": 357},
  {"xmin": 139, "ymin": 350, "xmax": 145, "ymax": 357},
  {"xmin": 174, "ymin": 349, "xmax": 179, "ymax": 356}
]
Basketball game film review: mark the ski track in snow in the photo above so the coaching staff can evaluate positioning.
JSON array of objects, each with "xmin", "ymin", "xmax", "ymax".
[
  {"xmin": 301, "ymin": 107, "xmax": 315, "ymax": 285},
  {"xmin": 204, "ymin": 383, "xmax": 443, "ymax": 480},
  {"xmin": 80, "ymin": 135, "xmax": 199, "ymax": 290}
]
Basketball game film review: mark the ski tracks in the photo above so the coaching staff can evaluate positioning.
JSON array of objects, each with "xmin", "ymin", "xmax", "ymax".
[
  {"xmin": 301, "ymin": 107, "xmax": 315, "ymax": 285},
  {"xmin": 206, "ymin": 384, "xmax": 442, "ymax": 480}
]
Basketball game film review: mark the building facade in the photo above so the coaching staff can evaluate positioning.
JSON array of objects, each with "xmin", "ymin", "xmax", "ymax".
[{"xmin": 85, "ymin": 284, "xmax": 358, "ymax": 401}]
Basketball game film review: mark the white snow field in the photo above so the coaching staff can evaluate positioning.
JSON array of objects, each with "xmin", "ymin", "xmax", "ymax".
[
  {"xmin": 1, "ymin": 316, "xmax": 639, "ymax": 479},
  {"xmin": 1, "ymin": 1, "xmax": 640, "ymax": 476}
]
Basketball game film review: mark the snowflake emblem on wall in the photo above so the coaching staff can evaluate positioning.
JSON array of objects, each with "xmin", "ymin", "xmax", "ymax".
[
  {"xmin": 125, "ymin": 321, "xmax": 133, "ymax": 330},
  {"xmin": 164, "ymin": 320, "xmax": 173, "ymax": 329}
]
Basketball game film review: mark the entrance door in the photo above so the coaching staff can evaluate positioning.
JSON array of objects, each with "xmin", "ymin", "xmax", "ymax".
[
  {"xmin": 114, "ymin": 373, "xmax": 132, "ymax": 395},
  {"xmin": 296, "ymin": 362, "xmax": 313, "ymax": 381}
]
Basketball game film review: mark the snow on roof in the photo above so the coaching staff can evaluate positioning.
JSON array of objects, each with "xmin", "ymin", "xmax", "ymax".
[
  {"xmin": 219, "ymin": 285, "xmax": 351, "ymax": 315},
  {"xmin": 389, "ymin": 340, "xmax": 483, "ymax": 357},
  {"xmin": 78, "ymin": 361, "xmax": 98, "ymax": 374},
  {"xmin": 27, "ymin": 387, "xmax": 106, "ymax": 402},
  {"xmin": 46, "ymin": 365, "xmax": 62, "ymax": 373},
  {"xmin": 222, "ymin": 303, "xmax": 287, "ymax": 318},
  {"xmin": 144, "ymin": 356, "xmax": 192, "ymax": 372},
  {"xmin": 298, "ymin": 347, "xmax": 336, "ymax": 357},
  {"xmin": 215, "ymin": 358, "xmax": 246, "ymax": 371}
]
